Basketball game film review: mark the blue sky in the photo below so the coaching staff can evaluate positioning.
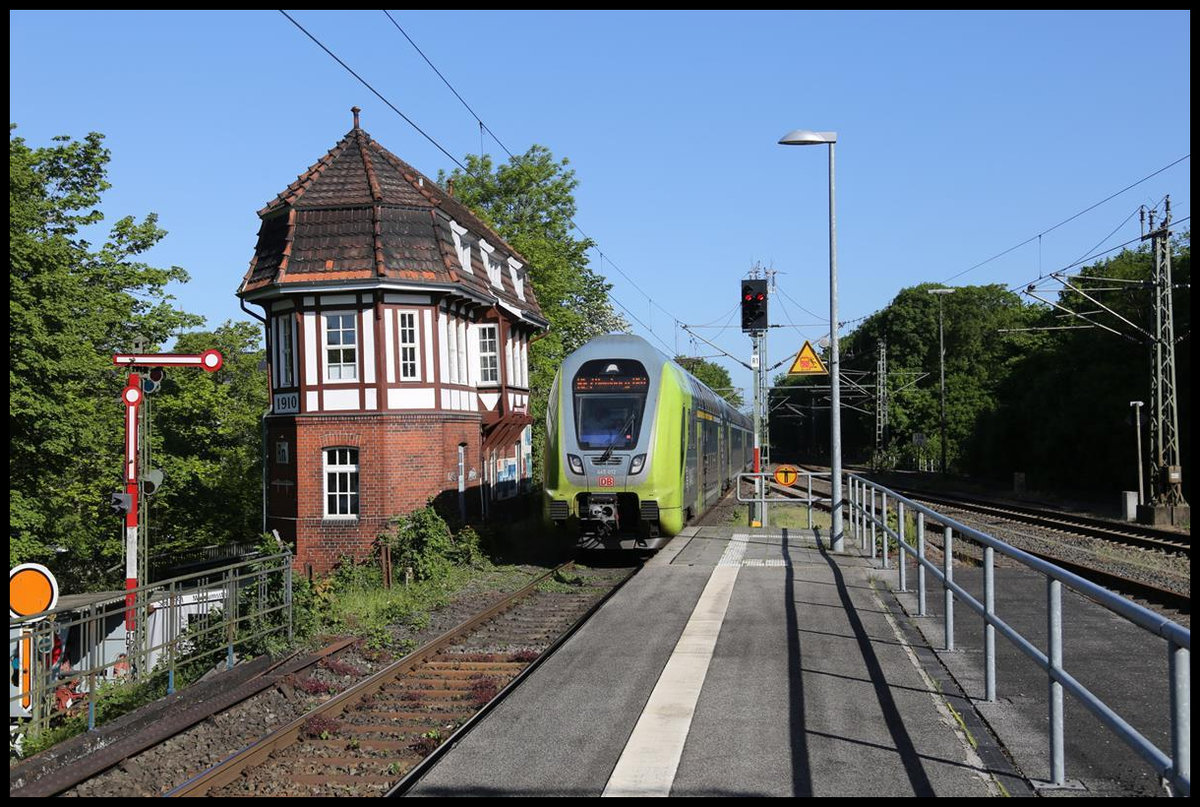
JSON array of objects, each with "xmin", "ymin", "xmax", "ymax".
[{"xmin": 10, "ymin": 10, "xmax": 1191, "ymax": 399}]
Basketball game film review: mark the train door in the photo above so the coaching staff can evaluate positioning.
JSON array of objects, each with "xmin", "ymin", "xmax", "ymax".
[
  {"xmin": 694, "ymin": 415, "xmax": 705, "ymax": 514},
  {"xmin": 701, "ymin": 418, "xmax": 720, "ymax": 508},
  {"xmin": 720, "ymin": 423, "xmax": 729, "ymax": 490},
  {"xmin": 683, "ymin": 407, "xmax": 698, "ymax": 520}
]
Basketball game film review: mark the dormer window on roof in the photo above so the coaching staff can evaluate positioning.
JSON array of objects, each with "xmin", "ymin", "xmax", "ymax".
[
  {"xmin": 449, "ymin": 220, "xmax": 472, "ymax": 275},
  {"xmin": 508, "ymin": 258, "xmax": 525, "ymax": 301},
  {"xmin": 479, "ymin": 240, "xmax": 502, "ymax": 288}
]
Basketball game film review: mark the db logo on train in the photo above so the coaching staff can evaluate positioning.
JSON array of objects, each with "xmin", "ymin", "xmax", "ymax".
[{"xmin": 597, "ymin": 475, "xmax": 616, "ymax": 487}]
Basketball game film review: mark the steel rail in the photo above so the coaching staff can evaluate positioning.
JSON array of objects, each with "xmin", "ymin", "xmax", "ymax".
[
  {"xmin": 166, "ymin": 561, "xmax": 622, "ymax": 797},
  {"xmin": 385, "ymin": 562, "xmax": 637, "ymax": 796},
  {"xmin": 893, "ymin": 488, "xmax": 1189, "ymax": 557},
  {"xmin": 10, "ymin": 638, "xmax": 358, "ymax": 798}
]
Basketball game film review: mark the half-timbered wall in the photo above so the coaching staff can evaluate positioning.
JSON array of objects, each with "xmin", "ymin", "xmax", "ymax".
[{"xmin": 266, "ymin": 294, "xmax": 530, "ymax": 418}]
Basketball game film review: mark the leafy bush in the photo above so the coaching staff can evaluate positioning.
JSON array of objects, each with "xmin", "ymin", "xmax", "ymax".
[
  {"xmin": 331, "ymin": 554, "xmax": 384, "ymax": 590},
  {"xmin": 378, "ymin": 505, "xmax": 459, "ymax": 583},
  {"xmin": 453, "ymin": 525, "xmax": 485, "ymax": 567}
]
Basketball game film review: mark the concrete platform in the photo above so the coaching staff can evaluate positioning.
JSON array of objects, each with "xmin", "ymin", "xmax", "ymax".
[{"xmin": 407, "ymin": 525, "xmax": 1034, "ymax": 797}]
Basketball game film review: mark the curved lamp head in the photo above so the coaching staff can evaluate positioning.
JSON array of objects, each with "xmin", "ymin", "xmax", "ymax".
[{"xmin": 778, "ymin": 129, "xmax": 837, "ymax": 146}]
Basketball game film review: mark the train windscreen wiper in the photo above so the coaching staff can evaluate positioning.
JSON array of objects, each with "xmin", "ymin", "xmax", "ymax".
[{"xmin": 599, "ymin": 412, "xmax": 637, "ymax": 464}]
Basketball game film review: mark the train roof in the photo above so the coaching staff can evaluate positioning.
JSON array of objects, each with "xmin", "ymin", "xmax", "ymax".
[{"xmin": 564, "ymin": 333, "xmax": 750, "ymax": 427}]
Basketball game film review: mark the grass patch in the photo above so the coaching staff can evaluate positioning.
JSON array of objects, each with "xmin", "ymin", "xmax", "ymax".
[
  {"xmin": 727, "ymin": 502, "xmax": 832, "ymax": 532},
  {"xmin": 537, "ymin": 567, "xmax": 584, "ymax": 593}
]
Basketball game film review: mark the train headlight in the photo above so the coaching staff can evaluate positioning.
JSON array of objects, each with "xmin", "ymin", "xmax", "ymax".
[
  {"xmin": 629, "ymin": 454, "xmax": 646, "ymax": 475},
  {"xmin": 567, "ymin": 454, "xmax": 584, "ymax": 475}
]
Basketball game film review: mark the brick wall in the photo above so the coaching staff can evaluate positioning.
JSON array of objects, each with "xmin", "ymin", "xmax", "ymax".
[{"xmin": 267, "ymin": 412, "xmax": 484, "ymax": 574}]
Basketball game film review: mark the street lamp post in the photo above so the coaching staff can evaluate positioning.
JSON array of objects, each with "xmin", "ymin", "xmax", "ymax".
[
  {"xmin": 779, "ymin": 129, "xmax": 842, "ymax": 552},
  {"xmin": 928, "ymin": 288, "xmax": 955, "ymax": 476}
]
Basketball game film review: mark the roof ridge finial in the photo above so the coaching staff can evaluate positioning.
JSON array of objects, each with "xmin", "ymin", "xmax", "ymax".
[{"xmin": 351, "ymin": 106, "xmax": 361, "ymax": 130}]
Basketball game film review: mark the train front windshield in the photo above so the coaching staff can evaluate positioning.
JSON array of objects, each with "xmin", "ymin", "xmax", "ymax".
[{"xmin": 573, "ymin": 359, "xmax": 649, "ymax": 450}]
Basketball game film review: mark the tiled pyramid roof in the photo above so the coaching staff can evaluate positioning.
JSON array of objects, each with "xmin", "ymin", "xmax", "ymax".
[{"xmin": 238, "ymin": 109, "xmax": 544, "ymax": 325}]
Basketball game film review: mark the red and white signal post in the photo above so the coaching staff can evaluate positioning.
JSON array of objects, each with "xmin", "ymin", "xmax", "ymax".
[{"xmin": 112, "ymin": 350, "xmax": 222, "ymax": 629}]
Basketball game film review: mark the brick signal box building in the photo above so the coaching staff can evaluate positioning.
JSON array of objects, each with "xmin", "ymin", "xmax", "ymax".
[{"xmin": 237, "ymin": 109, "xmax": 547, "ymax": 574}]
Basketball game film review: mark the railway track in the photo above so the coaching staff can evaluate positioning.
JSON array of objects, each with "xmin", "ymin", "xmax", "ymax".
[
  {"xmin": 27, "ymin": 561, "xmax": 634, "ymax": 798},
  {"xmin": 770, "ymin": 466, "xmax": 1189, "ymax": 619},
  {"xmin": 900, "ymin": 494, "xmax": 1190, "ymax": 617},
  {"xmin": 9, "ymin": 638, "xmax": 360, "ymax": 798},
  {"xmin": 883, "ymin": 485, "xmax": 1189, "ymax": 558},
  {"xmin": 166, "ymin": 562, "xmax": 634, "ymax": 797}
]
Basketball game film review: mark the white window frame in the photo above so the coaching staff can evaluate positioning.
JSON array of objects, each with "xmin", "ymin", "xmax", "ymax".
[
  {"xmin": 324, "ymin": 447, "xmax": 359, "ymax": 518},
  {"xmin": 323, "ymin": 311, "xmax": 358, "ymax": 382},
  {"xmin": 276, "ymin": 314, "xmax": 296, "ymax": 388},
  {"xmin": 509, "ymin": 331, "xmax": 524, "ymax": 388},
  {"xmin": 479, "ymin": 324, "xmax": 499, "ymax": 385},
  {"xmin": 446, "ymin": 312, "xmax": 459, "ymax": 384},
  {"xmin": 457, "ymin": 319, "xmax": 468, "ymax": 384},
  {"xmin": 398, "ymin": 310, "xmax": 420, "ymax": 381},
  {"xmin": 520, "ymin": 334, "xmax": 529, "ymax": 387}
]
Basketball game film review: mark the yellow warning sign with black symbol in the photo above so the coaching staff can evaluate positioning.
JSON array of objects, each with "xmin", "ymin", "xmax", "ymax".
[
  {"xmin": 788, "ymin": 341, "xmax": 828, "ymax": 375},
  {"xmin": 773, "ymin": 465, "xmax": 800, "ymax": 487}
]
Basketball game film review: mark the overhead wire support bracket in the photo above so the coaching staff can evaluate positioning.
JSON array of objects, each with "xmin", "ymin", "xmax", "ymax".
[
  {"xmin": 1022, "ymin": 287, "xmax": 1140, "ymax": 343},
  {"xmin": 1052, "ymin": 276, "xmax": 1154, "ymax": 342}
]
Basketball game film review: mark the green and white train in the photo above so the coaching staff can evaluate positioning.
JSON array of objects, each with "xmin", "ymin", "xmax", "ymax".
[{"xmin": 543, "ymin": 334, "xmax": 753, "ymax": 549}]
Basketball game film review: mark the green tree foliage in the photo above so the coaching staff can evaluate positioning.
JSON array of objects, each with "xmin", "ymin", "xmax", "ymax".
[
  {"xmin": 10, "ymin": 125, "xmax": 201, "ymax": 585},
  {"xmin": 986, "ymin": 234, "xmax": 1190, "ymax": 495},
  {"xmin": 771, "ymin": 283, "xmax": 1041, "ymax": 469},
  {"xmin": 438, "ymin": 146, "xmax": 627, "ymax": 479},
  {"xmin": 144, "ymin": 321, "xmax": 268, "ymax": 561},
  {"xmin": 675, "ymin": 356, "xmax": 744, "ymax": 408},
  {"xmin": 854, "ymin": 283, "xmax": 1043, "ymax": 471}
]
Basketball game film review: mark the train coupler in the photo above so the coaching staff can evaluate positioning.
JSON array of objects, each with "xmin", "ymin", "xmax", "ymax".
[{"xmin": 584, "ymin": 493, "xmax": 620, "ymax": 535}]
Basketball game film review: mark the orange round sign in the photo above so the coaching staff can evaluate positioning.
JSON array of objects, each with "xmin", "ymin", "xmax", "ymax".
[
  {"xmin": 773, "ymin": 465, "xmax": 800, "ymax": 487},
  {"xmin": 10, "ymin": 563, "xmax": 59, "ymax": 619}
]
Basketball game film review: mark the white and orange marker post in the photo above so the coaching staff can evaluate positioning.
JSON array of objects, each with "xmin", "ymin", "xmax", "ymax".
[
  {"xmin": 10, "ymin": 563, "xmax": 60, "ymax": 714},
  {"xmin": 111, "ymin": 350, "xmax": 223, "ymax": 629}
]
